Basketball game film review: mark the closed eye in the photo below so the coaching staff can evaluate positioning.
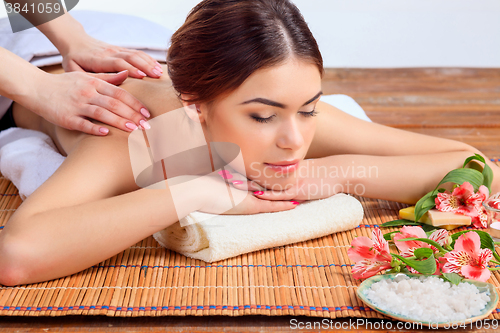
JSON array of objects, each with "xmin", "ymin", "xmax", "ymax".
[
  {"xmin": 251, "ymin": 115, "xmax": 276, "ymax": 123},
  {"xmin": 299, "ymin": 109, "xmax": 318, "ymax": 117},
  {"xmin": 251, "ymin": 109, "xmax": 318, "ymax": 123}
]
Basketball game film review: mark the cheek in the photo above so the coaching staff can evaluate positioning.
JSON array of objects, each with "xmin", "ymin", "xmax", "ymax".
[{"xmin": 208, "ymin": 112, "xmax": 271, "ymax": 163}]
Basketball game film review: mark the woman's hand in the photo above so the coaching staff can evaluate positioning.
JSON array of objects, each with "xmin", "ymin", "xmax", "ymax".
[
  {"xmin": 194, "ymin": 173, "xmax": 300, "ymax": 215},
  {"xmin": 27, "ymin": 70, "xmax": 151, "ymax": 135},
  {"xmin": 61, "ymin": 34, "xmax": 164, "ymax": 79},
  {"xmin": 231, "ymin": 158, "xmax": 347, "ymax": 202}
]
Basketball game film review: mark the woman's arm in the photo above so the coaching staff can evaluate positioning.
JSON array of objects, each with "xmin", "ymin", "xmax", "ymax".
[
  {"xmin": 332, "ymin": 149, "xmax": 500, "ymax": 204},
  {"xmin": 253, "ymin": 147, "xmax": 499, "ymax": 204},
  {"xmin": 307, "ymin": 101, "xmax": 474, "ymax": 158},
  {"xmin": 0, "ymin": 132, "xmax": 203, "ymax": 286},
  {"xmin": 0, "ymin": 122, "xmax": 298, "ymax": 286}
]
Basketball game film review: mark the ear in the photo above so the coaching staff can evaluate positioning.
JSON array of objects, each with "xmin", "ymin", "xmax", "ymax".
[{"xmin": 180, "ymin": 94, "xmax": 205, "ymax": 123}]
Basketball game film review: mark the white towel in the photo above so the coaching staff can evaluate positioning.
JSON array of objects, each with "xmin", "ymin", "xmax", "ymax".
[
  {"xmin": 0, "ymin": 128, "xmax": 65, "ymax": 200},
  {"xmin": 153, "ymin": 193, "xmax": 363, "ymax": 262}
]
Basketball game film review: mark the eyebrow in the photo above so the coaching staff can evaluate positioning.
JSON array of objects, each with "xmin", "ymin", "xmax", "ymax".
[{"xmin": 239, "ymin": 91, "xmax": 323, "ymax": 109}]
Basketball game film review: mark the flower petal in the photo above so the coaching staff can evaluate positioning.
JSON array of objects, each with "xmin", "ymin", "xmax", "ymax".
[
  {"xmin": 454, "ymin": 231, "xmax": 481, "ymax": 258},
  {"xmin": 351, "ymin": 259, "xmax": 392, "ymax": 279},
  {"xmin": 461, "ymin": 264, "xmax": 491, "ymax": 282},
  {"xmin": 429, "ymin": 229, "xmax": 450, "ymax": 247},
  {"xmin": 478, "ymin": 248, "xmax": 494, "ymax": 267},
  {"xmin": 372, "ymin": 228, "xmax": 392, "ymax": 262},
  {"xmin": 394, "ymin": 226, "xmax": 428, "ymax": 253},
  {"xmin": 347, "ymin": 236, "xmax": 374, "ymax": 262},
  {"xmin": 478, "ymin": 185, "xmax": 490, "ymax": 200}
]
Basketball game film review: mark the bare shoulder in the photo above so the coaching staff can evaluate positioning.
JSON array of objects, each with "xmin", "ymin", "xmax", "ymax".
[{"xmin": 119, "ymin": 75, "xmax": 184, "ymax": 118}]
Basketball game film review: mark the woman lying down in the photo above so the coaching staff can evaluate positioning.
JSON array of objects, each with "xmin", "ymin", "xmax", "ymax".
[{"xmin": 1, "ymin": 0, "xmax": 499, "ymax": 286}]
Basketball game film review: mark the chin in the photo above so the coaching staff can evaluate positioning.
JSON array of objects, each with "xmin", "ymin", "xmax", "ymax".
[{"xmin": 252, "ymin": 174, "xmax": 298, "ymax": 191}]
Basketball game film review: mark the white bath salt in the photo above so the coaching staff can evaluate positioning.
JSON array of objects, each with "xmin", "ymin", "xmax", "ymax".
[{"xmin": 365, "ymin": 275, "xmax": 491, "ymax": 323}]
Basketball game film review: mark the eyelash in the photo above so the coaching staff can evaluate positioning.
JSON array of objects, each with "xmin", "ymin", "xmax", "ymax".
[{"xmin": 251, "ymin": 109, "xmax": 318, "ymax": 123}]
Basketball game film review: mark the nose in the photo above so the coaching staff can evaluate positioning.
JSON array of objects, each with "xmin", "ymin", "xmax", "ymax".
[{"xmin": 276, "ymin": 118, "xmax": 304, "ymax": 150}]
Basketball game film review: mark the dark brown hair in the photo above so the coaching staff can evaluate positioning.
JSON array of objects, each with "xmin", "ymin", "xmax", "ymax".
[{"xmin": 167, "ymin": 0, "xmax": 324, "ymax": 105}]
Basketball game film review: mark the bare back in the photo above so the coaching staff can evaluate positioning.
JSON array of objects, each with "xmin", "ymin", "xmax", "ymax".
[{"xmin": 12, "ymin": 63, "xmax": 182, "ymax": 156}]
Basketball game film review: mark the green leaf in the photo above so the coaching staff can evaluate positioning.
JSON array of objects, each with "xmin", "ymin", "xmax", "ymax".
[
  {"xmin": 437, "ymin": 168, "xmax": 484, "ymax": 192},
  {"xmin": 397, "ymin": 237, "xmax": 446, "ymax": 253},
  {"xmin": 380, "ymin": 219, "xmax": 438, "ymax": 233},
  {"xmin": 380, "ymin": 219, "xmax": 422, "ymax": 227},
  {"xmin": 463, "ymin": 153, "xmax": 493, "ymax": 192},
  {"xmin": 383, "ymin": 231, "xmax": 399, "ymax": 241},
  {"xmin": 421, "ymin": 224, "xmax": 439, "ymax": 232},
  {"xmin": 414, "ymin": 247, "xmax": 434, "ymax": 259},
  {"xmin": 441, "ymin": 273, "xmax": 463, "ymax": 285},
  {"xmin": 392, "ymin": 253, "xmax": 437, "ymax": 275},
  {"xmin": 414, "ymin": 191, "xmax": 438, "ymax": 225}
]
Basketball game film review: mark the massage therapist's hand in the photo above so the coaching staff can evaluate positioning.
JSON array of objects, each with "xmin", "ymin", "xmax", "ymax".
[
  {"xmin": 61, "ymin": 34, "xmax": 163, "ymax": 79},
  {"xmin": 28, "ymin": 70, "xmax": 151, "ymax": 135},
  {"xmin": 36, "ymin": 13, "xmax": 163, "ymax": 79}
]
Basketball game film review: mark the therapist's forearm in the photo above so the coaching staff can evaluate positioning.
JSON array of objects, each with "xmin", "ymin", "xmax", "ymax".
[
  {"xmin": 3, "ymin": 1, "xmax": 83, "ymax": 55},
  {"xmin": 0, "ymin": 47, "xmax": 46, "ymax": 110},
  {"xmin": 36, "ymin": 13, "xmax": 85, "ymax": 56},
  {"xmin": 330, "ymin": 149, "xmax": 500, "ymax": 204}
]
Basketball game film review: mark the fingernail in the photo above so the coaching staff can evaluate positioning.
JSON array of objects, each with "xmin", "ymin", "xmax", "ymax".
[
  {"xmin": 140, "ymin": 119, "xmax": 151, "ymax": 130},
  {"xmin": 155, "ymin": 65, "xmax": 163, "ymax": 73},
  {"xmin": 254, "ymin": 191, "xmax": 264, "ymax": 195},
  {"xmin": 156, "ymin": 61, "xmax": 162, "ymax": 67},
  {"xmin": 99, "ymin": 127, "xmax": 109, "ymax": 134},
  {"xmin": 140, "ymin": 107, "xmax": 150, "ymax": 118},
  {"xmin": 118, "ymin": 70, "xmax": 128, "ymax": 75},
  {"xmin": 232, "ymin": 180, "xmax": 243, "ymax": 184},
  {"xmin": 137, "ymin": 70, "xmax": 147, "ymax": 77},
  {"xmin": 291, "ymin": 201, "xmax": 299, "ymax": 205},
  {"xmin": 125, "ymin": 122, "xmax": 138, "ymax": 130},
  {"xmin": 152, "ymin": 68, "xmax": 162, "ymax": 76}
]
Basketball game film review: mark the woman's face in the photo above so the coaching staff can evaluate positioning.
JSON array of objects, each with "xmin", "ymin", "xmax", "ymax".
[{"xmin": 194, "ymin": 58, "xmax": 322, "ymax": 190}]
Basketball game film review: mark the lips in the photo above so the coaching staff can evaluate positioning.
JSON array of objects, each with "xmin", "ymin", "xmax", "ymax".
[
  {"xmin": 264, "ymin": 159, "xmax": 300, "ymax": 173},
  {"xmin": 266, "ymin": 159, "xmax": 300, "ymax": 166}
]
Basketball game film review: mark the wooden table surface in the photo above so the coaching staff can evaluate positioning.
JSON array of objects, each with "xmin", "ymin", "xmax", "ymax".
[{"xmin": 1, "ymin": 67, "xmax": 499, "ymax": 333}]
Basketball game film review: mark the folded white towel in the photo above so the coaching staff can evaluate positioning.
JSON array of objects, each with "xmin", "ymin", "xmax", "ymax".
[{"xmin": 153, "ymin": 193, "xmax": 363, "ymax": 262}]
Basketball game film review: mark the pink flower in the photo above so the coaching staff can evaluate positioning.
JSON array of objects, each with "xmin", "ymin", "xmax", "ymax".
[
  {"xmin": 351, "ymin": 259, "xmax": 393, "ymax": 280},
  {"xmin": 435, "ymin": 182, "xmax": 489, "ymax": 228},
  {"xmin": 442, "ymin": 231, "xmax": 493, "ymax": 282},
  {"xmin": 348, "ymin": 229, "xmax": 392, "ymax": 279},
  {"xmin": 393, "ymin": 226, "xmax": 450, "ymax": 274}
]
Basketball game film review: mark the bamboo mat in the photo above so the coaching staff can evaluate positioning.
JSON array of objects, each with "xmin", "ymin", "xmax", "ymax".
[{"xmin": 1, "ymin": 165, "xmax": 500, "ymax": 319}]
